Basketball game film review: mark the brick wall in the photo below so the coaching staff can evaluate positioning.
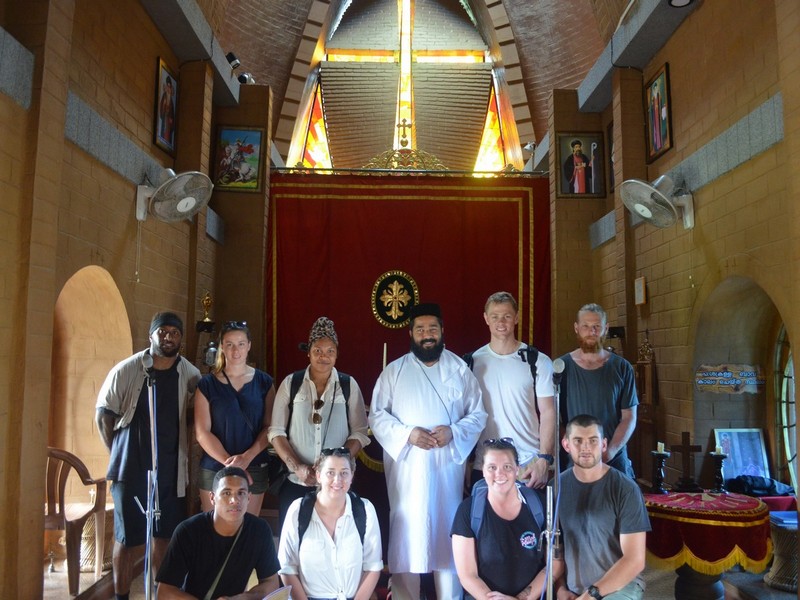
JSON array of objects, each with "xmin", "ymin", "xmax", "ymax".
[{"xmin": 0, "ymin": 90, "xmax": 28, "ymax": 599}]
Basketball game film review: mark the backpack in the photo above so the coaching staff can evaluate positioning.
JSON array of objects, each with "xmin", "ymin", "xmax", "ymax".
[
  {"xmin": 286, "ymin": 369, "xmax": 352, "ymax": 432},
  {"xmin": 469, "ymin": 478, "xmax": 544, "ymax": 539},
  {"xmin": 297, "ymin": 489, "xmax": 367, "ymax": 545},
  {"xmin": 463, "ymin": 343, "xmax": 540, "ymax": 408}
]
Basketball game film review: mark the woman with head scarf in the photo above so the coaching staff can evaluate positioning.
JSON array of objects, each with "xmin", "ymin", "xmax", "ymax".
[{"xmin": 268, "ymin": 317, "xmax": 371, "ymax": 527}]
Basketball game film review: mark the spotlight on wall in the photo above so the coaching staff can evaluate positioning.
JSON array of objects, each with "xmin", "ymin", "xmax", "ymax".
[
  {"xmin": 226, "ymin": 52, "xmax": 241, "ymax": 69},
  {"xmin": 522, "ymin": 141, "xmax": 536, "ymax": 154},
  {"xmin": 237, "ymin": 72, "xmax": 256, "ymax": 85},
  {"xmin": 667, "ymin": 0, "xmax": 694, "ymax": 6}
]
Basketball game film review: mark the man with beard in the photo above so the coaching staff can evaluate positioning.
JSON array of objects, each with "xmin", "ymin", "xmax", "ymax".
[
  {"xmin": 553, "ymin": 415, "xmax": 649, "ymax": 600},
  {"xmin": 558, "ymin": 303, "xmax": 638, "ymax": 477},
  {"xmin": 96, "ymin": 312, "xmax": 201, "ymax": 600},
  {"xmin": 370, "ymin": 303, "xmax": 486, "ymax": 600}
]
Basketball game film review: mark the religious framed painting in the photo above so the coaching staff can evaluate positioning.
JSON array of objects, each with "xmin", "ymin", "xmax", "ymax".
[
  {"xmin": 556, "ymin": 132, "xmax": 605, "ymax": 198},
  {"xmin": 213, "ymin": 126, "xmax": 265, "ymax": 192},
  {"xmin": 644, "ymin": 63, "xmax": 673, "ymax": 163},
  {"xmin": 713, "ymin": 428, "xmax": 770, "ymax": 480},
  {"xmin": 154, "ymin": 57, "xmax": 178, "ymax": 155}
]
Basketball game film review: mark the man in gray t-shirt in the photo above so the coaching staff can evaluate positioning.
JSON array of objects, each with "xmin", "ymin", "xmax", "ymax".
[
  {"xmin": 559, "ymin": 303, "xmax": 638, "ymax": 477},
  {"xmin": 554, "ymin": 415, "xmax": 650, "ymax": 600}
]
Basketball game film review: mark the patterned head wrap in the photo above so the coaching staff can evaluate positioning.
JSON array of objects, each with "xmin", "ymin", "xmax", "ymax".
[{"xmin": 308, "ymin": 316, "xmax": 338, "ymax": 347}]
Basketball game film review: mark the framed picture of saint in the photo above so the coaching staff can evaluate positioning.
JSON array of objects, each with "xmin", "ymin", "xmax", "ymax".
[
  {"xmin": 213, "ymin": 126, "xmax": 265, "ymax": 192},
  {"xmin": 556, "ymin": 132, "xmax": 605, "ymax": 198},
  {"xmin": 644, "ymin": 63, "xmax": 673, "ymax": 163},
  {"xmin": 154, "ymin": 58, "xmax": 178, "ymax": 155}
]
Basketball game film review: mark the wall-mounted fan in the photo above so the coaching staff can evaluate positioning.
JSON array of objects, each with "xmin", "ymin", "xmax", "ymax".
[
  {"xmin": 620, "ymin": 175, "xmax": 694, "ymax": 230},
  {"xmin": 136, "ymin": 169, "xmax": 214, "ymax": 223}
]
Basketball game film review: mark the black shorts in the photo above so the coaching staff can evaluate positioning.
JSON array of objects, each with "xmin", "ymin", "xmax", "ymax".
[
  {"xmin": 111, "ymin": 479, "xmax": 186, "ymax": 547},
  {"xmin": 198, "ymin": 464, "xmax": 269, "ymax": 495}
]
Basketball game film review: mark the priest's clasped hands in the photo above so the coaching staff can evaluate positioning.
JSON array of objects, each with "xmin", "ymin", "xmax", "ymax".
[{"xmin": 408, "ymin": 425, "xmax": 453, "ymax": 449}]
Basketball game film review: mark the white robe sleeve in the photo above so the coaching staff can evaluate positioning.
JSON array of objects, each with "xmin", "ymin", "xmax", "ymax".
[{"xmin": 441, "ymin": 351, "xmax": 486, "ymax": 464}]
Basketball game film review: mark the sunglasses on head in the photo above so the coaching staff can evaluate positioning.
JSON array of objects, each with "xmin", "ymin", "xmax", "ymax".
[
  {"xmin": 222, "ymin": 320, "xmax": 247, "ymax": 332},
  {"xmin": 483, "ymin": 437, "xmax": 515, "ymax": 447},
  {"xmin": 320, "ymin": 447, "xmax": 350, "ymax": 457}
]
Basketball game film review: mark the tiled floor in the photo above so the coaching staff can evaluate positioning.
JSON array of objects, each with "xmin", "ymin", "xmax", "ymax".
[
  {"xmin": 42, "ymin": 558, "xmax": 109, "ymax": 599},
  {"xmin": 42, "ymin": 556, "xmax": 797, "ymax": 600}
]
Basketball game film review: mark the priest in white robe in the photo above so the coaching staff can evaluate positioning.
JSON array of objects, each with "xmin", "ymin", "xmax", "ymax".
[{"xmin": 370, "ymin": 303, "xmax": 486, "ymax": 600}]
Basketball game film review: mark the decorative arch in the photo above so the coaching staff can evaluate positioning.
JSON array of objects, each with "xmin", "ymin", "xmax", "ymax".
[
  {"xmin": 50, "ymin": 266, "xmax": 131, "ymax": 500},
  {"xmin": 692, "ymin": 275, "xmax": 781, "ymax": 485}
]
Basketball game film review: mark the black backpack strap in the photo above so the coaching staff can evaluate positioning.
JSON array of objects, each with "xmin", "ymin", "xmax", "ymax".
[
  {"xmin": 338, "ymin": 372, "xmax": 351, "ymax": 401},
  {"xmin": 469, "ymin": 478, "xmax": 489, "ymax": 538},
  {"xmin": 348, "ymin": 490, "xmax": 367, "ymax": 544},
  {"xmin": 286, "ymin": 369, "xmax": 306, "ymax": 434},
  {"xmin": 337, "ymin": 372, "xmax": 351, "ymax": 429},
  {"xmin": 519, "ymin": 484, "xmax": 544, "ymax": 526},
  {"xmin": 299, "ymin": 489, "xmax": 365, "ymax": 545},
  {"xmin": 462, "ymin": 352, "xmax": 474, "ymax": 371},
  {"xmin": 519, "ymin": 343, "xmax": 540, "ymax": 417},
  {"xmin": 297, "ymin": 489, "xmax": 318, "ymax": 546},
  {"xmin": 524, "ymin": 344, "xmax": 539, "ymax": 383}
]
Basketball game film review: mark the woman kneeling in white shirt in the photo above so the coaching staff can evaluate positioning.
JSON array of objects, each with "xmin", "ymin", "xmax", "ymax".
[{"xmin": 278, "ymin": 447, "xmax": 383, "ymax": 600}]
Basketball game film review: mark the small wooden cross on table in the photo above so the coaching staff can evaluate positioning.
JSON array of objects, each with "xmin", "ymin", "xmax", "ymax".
[{"xmin": 671, "ymin": 431, "xmax": 704, "ymax": 492}]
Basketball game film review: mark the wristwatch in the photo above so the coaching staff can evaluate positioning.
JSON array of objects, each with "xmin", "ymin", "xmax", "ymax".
[
  {"xmin": 587, "ymin": 585, "xmax": 603, "ymax": 600},
  {"xmin": 537, "ymin": 453, "xmax": 555, "ymax": 466}
]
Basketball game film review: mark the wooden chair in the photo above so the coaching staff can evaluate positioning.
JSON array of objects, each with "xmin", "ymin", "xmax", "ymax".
[{"xmin": 45, "ymin": 447, "xmax": 107, "ymax": 596}]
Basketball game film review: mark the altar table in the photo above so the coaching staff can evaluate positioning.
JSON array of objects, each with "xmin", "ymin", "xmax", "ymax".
[{"xmin": 644, "ymin": 492, "xmax": 772, "ymax": 600}]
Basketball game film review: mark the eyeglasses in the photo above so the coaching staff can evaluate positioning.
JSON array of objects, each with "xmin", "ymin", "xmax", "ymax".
[
  {"xmin": 222, "ymin": 320, "xmax": 247, "ymax": 332},
  {"xmin": 483, "ymin": 437, "xmax": 515, "ymax": 447},
  {"xmin": 320, "ymin": 447, "xmax": 350, "ymax": 457}
]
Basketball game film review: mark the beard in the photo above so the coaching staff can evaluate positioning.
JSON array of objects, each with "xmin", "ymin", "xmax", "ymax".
[
  {"xmin": 577, "ymin": 332, "xmax": 604, "ymax": 353},
  {"xmin": 411, "ymin": 337, "xmax": 445, "ymax": 363},
  {"xmin": 153, "ymin": 341, "xmax": 180, "ymax": 358},
  {"xmin": 573, "ymin": 451, "xmax": 602, "ymax": 470}
]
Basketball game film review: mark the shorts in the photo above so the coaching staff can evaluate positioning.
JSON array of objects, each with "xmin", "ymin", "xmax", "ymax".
[
  {"xmin": 111, "ymin": 480, "xmax": 186, "ymax": 547},
  {"xmin": 198, "ymin": 464, "xmax": 269, "ymax": 495}
]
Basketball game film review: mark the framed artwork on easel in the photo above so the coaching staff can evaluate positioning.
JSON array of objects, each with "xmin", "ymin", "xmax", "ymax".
[{"xmin": 714, "ymin": 428, "xmax": 769, "ymax": 480}]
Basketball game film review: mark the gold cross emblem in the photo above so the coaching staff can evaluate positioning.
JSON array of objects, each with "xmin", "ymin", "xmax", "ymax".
[
  {"xmin": 371, "ymin": 270, "xmax": 420, "ymax": 329},
  {"xmin": 380, "ymin": 280, "xmax": 412, "ymax": 320}
]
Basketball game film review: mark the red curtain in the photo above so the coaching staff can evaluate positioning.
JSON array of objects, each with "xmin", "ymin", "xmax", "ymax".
[{"xmin": 266, "ymin": 173, "xmax": 550, "ymax": 397}]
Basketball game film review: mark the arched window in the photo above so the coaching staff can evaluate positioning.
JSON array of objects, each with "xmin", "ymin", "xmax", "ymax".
[{"xmin": 775, "ymin": 325, "xmax": 797, "ymax": 489}]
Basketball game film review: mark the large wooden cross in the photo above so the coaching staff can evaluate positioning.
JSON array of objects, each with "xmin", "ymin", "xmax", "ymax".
[{"xmin": 671, "ymin": 431, "xmax": 703, "ymax": 492}]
